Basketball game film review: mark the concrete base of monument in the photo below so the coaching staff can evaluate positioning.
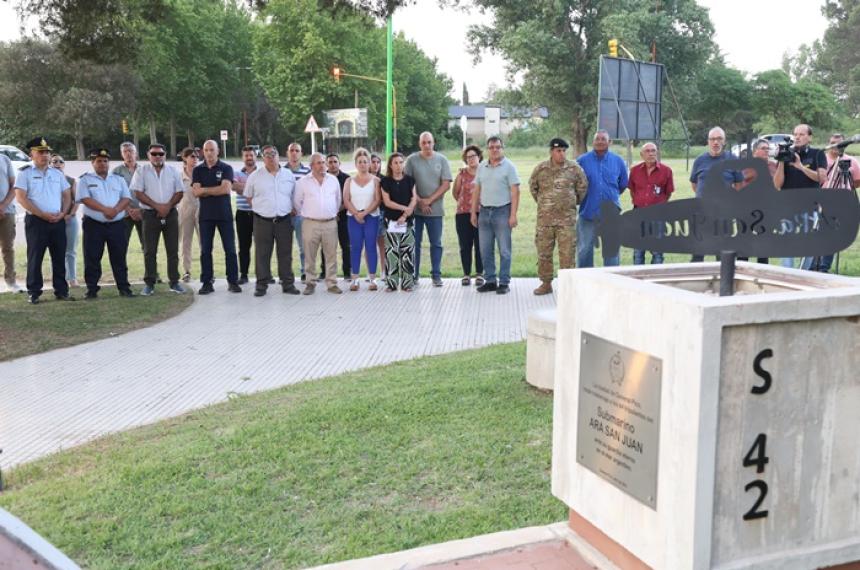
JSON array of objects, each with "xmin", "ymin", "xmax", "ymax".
[
  {"xmin": 526, "ymin": 308, "xmax": 557, "ymax": 391},
  {"xmin": 0, "ymin": 508, "xmax": 81, "ymax": 569},
  {"xmin": 553, "ymin": 262, "xmax": 860, "ymax": 570}
]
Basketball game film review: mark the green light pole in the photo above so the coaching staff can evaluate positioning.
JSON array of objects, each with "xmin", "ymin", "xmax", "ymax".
[{"xmin": 386, "ymin": 15, "xmax": 394, "ymax": 154}]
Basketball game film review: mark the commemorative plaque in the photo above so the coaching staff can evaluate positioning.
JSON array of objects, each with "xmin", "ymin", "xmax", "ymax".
[{"xmin": 576, "ymin": 332, "xmax": 662, "ymax": 508}]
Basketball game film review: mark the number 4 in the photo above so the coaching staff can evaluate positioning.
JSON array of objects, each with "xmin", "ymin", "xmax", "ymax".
[{"xmin": 743, "ymin": 433, "xmax": 769, "ymax": 474}]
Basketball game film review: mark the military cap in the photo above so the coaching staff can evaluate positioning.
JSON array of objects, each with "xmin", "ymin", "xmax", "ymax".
[
  {"xmin": 25, "ymin": 136, "xmax": 53, "ymax": 152},
  {"xmin": 549, "ymin": 138, "xmax": 569, "ymax": 149},
  {"xmin": 88, "ymin": 148, "xmax": 112, "ymax": 160}
]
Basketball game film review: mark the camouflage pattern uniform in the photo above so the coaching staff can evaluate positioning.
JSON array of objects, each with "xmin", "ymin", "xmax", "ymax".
[{"xmin": 529, "ymin": 159, "xmax": 588, "ymax": 282}]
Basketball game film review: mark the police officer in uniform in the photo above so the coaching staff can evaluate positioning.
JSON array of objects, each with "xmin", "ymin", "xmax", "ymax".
[
  {"xmin": 14, "ymin": 137, "xmax": 72, "ymax": 303},
  {"xmin": 528, "ymin": 138, "xmax": 588, "ymax": 296},
  {"xmin": 78, "ymin": 148, "xmax": 135, "ymax": 299}
]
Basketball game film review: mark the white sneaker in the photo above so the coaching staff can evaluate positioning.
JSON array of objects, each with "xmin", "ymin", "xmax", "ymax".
[{"xmin": 6, "ymin": 282, "xmax": 21, "ymax": 293}]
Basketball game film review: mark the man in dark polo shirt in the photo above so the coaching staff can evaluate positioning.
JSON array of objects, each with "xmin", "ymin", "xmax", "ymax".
[
  {"xmin": 773, "ymin": 123, "xmax": 827, "ymax": 268},
  {"xmin": 192, "ymin": 139, "xmax": 241, "ymax": 294},
  {"xmin": 320, "ymin": 153, "xmax": 350, "ymax": 279}
]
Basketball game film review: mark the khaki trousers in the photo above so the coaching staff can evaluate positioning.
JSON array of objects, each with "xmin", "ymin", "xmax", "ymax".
[
  {"xmin": 302, "ymin": 218, "xmax": 338, "ymax": 286},
  {"xmin": 178, "ymin": 199, "xmax": 199, "ymax": 274},
  {"xmin": 0, "ymin": 213, "xmax": 15, "ymax": 284}
]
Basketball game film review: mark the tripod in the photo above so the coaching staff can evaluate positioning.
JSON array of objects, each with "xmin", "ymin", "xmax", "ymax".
[{"xmin": 803, "ymin": 151, "xmax": 856, "ymax": 273}]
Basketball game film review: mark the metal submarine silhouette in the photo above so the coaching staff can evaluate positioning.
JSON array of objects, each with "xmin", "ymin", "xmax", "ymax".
[{"xmin": 597, "ymin": 158, "xmax": 860, "ymax": 259}]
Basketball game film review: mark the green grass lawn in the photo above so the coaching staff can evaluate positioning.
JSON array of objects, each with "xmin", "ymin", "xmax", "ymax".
[
  {"xmin": 0, "ymin": 286, "xmax": 193, "ymax": 361},
  {"xmin": 17, "ymin": 146, "xmax": 860, "ymax": 285},
  {"xmin": 0, "ymin": 342, "xmax": 564, "ymax": 569}
]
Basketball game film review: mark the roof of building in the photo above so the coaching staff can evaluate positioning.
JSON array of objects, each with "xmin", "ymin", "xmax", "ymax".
[{"xmin": 448, "ymin": 104, "xmax": 549, "ymax": 120}]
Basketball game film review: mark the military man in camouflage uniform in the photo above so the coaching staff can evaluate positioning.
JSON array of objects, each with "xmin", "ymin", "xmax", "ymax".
[{"xmin": 529, "ymin": 138, "xmax": 588, "ymax": 295}]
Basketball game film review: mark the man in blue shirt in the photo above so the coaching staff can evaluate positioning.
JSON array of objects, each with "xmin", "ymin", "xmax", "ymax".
[
  {"xmin": 77, "ymin": 148, "xmax": 134, "ymax": 299},
  {"xmin": 192, "ymin": 140, "xmax": 241, "ymax": 295},
  {"xmin": 14, "ymin": 137, "xmax": 72, "ymax": 303},
  {"xmin": 577, "ymin": 130, "xmax": 628, "ymax": 268},
  {"xmin": 689, "ymin": 126, "xmax": 743, "ymax": 261}
]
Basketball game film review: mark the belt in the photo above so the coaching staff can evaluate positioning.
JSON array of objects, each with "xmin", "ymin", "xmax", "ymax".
[
  {"xmin": 303, "ymin": 216, "xmax": 336, "ymax": 222},
  {"xmin": 479, "ymin": 203, "xmax": 511, "ymax": 209},
  {"xmin": 254, "ymin": 212, "xmax": 292, "ymax": 222},
  {"xmin": 85, "ymin": 216, "xmax": 124, "ymax": 225}
]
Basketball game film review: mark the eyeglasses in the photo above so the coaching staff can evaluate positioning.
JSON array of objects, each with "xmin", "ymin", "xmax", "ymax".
[
  {"xmin": 262, "ymin": 151, "xmax": 278, "ymax": 157},
  {"xmin": 465, "ymin": 154, "xmax": 478, "ymax": 160},
  {"xmin": 51, "ymin": 160, "xmax": 64, "ymax": 165},
  {"xmin": 150, "ymin": 152, "xmax": 165, "ymax": 156}
]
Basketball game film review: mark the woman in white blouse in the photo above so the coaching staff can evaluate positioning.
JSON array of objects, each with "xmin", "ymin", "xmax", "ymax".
[{"xmin": 342, "ymin": 147, "xmax": 382, "ymax": 291}]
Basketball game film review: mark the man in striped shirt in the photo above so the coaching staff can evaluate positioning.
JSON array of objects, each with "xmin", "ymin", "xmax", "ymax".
[
  {"xmin": 232, "ymin": 146, "xmax": 258, "ymax": 284},
  {"xmin": 286, "ymin": 142, "xmax": 310, "ymax": 281}
]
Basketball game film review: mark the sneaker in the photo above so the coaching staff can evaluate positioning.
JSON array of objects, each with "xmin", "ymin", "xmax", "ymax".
[
  {"xmin": 496, "ymin": 284, "xmax": 510, "ymax": 295},
  {"xmin": 6, "ymin": 282, "xmax": 21, "ymax": 293},
  {"xmin": 476, "ymin": 282, "xmax": 497, "ymax": 293},
  {"xmin": 533, "ymin": 282, "xmax": 553, "ymax": 296},
  {"xmin": 182, "ymin": 272, "xmax": 191, "ymax": 283},
  {"xmin": 198, "ymin": 282, "xmax": 215, "ymax": 295},
  {"xmin": 432, "ymin": 276, "xmax": 443, "ymax": 287},
  {"xmin": 327, "ymin": 285, "xmax": 342, "ymax": 294},
  {"xmin": 254, "ymin": 288, "xmax": 266, "ymax": 297},
  {"xmin": 302, "ymin": 283, "xmax": 316, "ymax": 295},
  {"xmin": 282, "ymin": 285, "xmax": 301, "ymax": 295},
  {"xmin": 118, "ymin": 289, "xmax": 135, "ymax": 298},
  {"xmin": 85, "ymin": 290, "xmax": 98, "ymax": 300},
  {"xmin": 27, "ymin": 294, "xmax": 39, "ymax": 304},
  {"xmin": 169, "ymin": 283, "xmax": 187, "ymax": 294},
  {"xmin": 238, "ymin": 275, "xmax": 249, "ymax": 285},
  {"xmin": 228, "ymin": 282, "xmax": 242, "ymax": 293},
  {"xmin": 141, "ymin": 284, "xmax": 155, "ymax": 296}
]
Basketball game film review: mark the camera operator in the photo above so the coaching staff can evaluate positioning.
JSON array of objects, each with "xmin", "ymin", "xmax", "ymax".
[
  {"xmin": 805, "ymin": 133, "xmax": 860, "ymax": 273},
  {"xmin": 773, "ymin": 124, "xmax": 827, "ymax": 268}
]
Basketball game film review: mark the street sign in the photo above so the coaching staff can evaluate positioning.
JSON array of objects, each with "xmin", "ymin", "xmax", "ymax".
[
  {"xmin": 304, "ymin": 116, "xmax": 321, "ymax": 133},
  {"xmin": 220, "ymin": 130, "xmax": 228, "ymax": 141}
]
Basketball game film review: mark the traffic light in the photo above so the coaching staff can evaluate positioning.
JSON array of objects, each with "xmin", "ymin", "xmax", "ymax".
[
  {"xmin": 608, "ymin": 39, "xmax": 618, "ymax": 58},
  {"xmin": 121, "ymin": 119, "xmax": 129, "ymax": 134},
  {"xmin": 332, "ymin": 66, "xmax": 341, "ymax": 82}
]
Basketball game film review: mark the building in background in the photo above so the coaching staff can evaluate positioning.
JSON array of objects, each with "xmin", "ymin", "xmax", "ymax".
[{"xmin": 447, "ymin": 104, "xmax": 549, "ymax": 142}]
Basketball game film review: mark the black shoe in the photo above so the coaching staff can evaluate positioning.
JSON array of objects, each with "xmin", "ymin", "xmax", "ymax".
[
  {"xmin": 267, "ymin": 277, "xmax": 276, "ymax": 285},
  {"xmin": 198, "ymin": 282, "xmax": 215, "ymax": 295},
  {"xmin": 476, "ymin": 282, "xmax": 498, "ymax": 293},
  {"xmin": 27, "ymin": 294, "xmax": 39, "ymax": 304},
  {"xmin": 254, "ymin": 289, "xmax": 266, "ymax": 297},
  {"xmin": 85, "ymin": 290, "xmax": 98, "ymax": 300},
  {"xmin": 54, "ymin": 294, "xmax": 75, "ymax": 301},
  {"xmin": 282, "ymin": 285, "xmax": 301, "ymax": 295},
  {"xmin": 118, "ymin": 289, "xmax": 135, "ymax": 298},
  {"xmin": 432, "ymin": 277, "xmax": 443, "ymax": 287},
  {"xmin": 228, "ymin": 282, "xmax": 242, "ymax": 293},
  {"xmin": 301, "ymin": 273, "xmax": 306, "ymax": 282},
  {"xmin": 238, "ymin": 275, "xmax": 249, "ymax": 285},
  {"xmin": 496, "ymin": 284, "xmax": 510, "ymax": 295}
]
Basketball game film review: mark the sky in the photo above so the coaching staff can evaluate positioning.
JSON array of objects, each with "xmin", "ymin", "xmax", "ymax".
[{"xmin": 0, "ymin": 0, "xmax": 830, "ymax": 102}]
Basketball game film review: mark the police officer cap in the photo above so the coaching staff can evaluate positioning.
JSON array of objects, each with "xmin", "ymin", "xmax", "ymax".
[
  {"xmin": 88, "ymin": 148, "xmax": 112, "ymax": 160},
  {"xmin": 25, "ymin": 137, "xmax": 53, "ymax": 152},
  {"xmin": 549, "ymin": 138, "xmax": 569, "ymax": 149}
]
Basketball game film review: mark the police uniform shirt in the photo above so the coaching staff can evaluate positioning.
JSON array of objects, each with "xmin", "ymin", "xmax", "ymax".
[
  {"xmin": 192, "ymin": 159, "xmax": 234, "ymax": 221},
  {"xmin": 0, "ymin": 154, "xmax": 16, "ymax": 214},
  {"xmin": 14, "ymin": 164, "xmax": 70, "ymax": 214},
  {"xmin": 129, "ymin": 163, "xmax": 184, "ymax": 209},
  {"xmin": 77, "ymin": 172, "xmax": 132, "ymax": 223}
]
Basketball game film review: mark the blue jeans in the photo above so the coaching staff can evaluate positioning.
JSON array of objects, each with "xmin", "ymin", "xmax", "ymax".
[
  {"xmin": 781, "ymin": 257, "xmax": 795, "ymax": 268},
  {"xmin": 413, "ymin": 215, "xmax": 443, "ymax": 279},
  {"xmin": 633, "ymin": 249, "xmax": 663, "ymax": 265},
  {"xmin": 293, "ymin": 215, "xmax": 305, "ymax": 274},
  {"xmin": 577, "ymin": 217, "xmax": 619, "ymax": 268},
  {"xmin": 199, "ymin": 218, "xmax": 239, "ymax": 285},
  {"xmin": 478, "ymin": 204, "xmax": 512, "ymax": 286},
  {"xmin": 65, "ymin": 216, "xmax": 79, "ymax": 281}
]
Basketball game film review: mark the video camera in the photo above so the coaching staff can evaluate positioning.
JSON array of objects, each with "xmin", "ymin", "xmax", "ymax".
[{"xmin": 775, "ymin": 136, "xmax": 796, "ymax": 163}]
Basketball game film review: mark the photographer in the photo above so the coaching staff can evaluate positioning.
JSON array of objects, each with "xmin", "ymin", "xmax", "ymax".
[{"xmin": 773, "ymin": 124, "xmax": 827, "ymax": 268}]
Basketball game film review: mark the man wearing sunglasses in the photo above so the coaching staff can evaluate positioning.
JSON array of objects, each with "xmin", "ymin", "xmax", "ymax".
[
  {"xmin": 129, "ymin": 143, "xmax": 186, "ymax": 295},
  {"xmin": 13, "ymin": 136, "xmax": 72, "ymax": 303}
]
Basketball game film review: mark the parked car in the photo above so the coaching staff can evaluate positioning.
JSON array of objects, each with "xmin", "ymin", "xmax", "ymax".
[
  {"xmin": 0, "ymin": 145, "xmax": 32, "ymax": 171},
  {"xmin": 731, "ymin": 134, "xmax": 793, "ymax": 158}
]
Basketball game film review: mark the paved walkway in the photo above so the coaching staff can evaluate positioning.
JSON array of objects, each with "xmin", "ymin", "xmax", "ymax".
[{"xmin": 0, "ymin": 278, "xmax": 555, "ymax": 468}]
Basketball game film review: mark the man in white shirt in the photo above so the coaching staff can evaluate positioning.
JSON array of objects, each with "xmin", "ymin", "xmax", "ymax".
[
  {"xmin": 244, "ymin": 145, "xmax": 299, "ymax": 296},
  {"xmin": 0, "ymin": 151, "xmax": 18, "ymax": 291},
  {"xmin": 293, "ymin": 153, "xmax": 342, "ymax": 295},
  {"xmin": 129, "ymin": 143, "xmax": 185, "ymax": 295}
]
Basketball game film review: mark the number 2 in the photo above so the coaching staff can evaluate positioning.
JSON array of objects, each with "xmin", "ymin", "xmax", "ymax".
[{"xmin": 743, "ymin": 480, "xmax": 769, "ymax": 520}]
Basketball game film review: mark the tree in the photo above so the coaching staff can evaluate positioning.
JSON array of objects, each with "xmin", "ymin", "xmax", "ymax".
[
  {"xmin": 688, "ymin": 63, "xmax": 754, "ymax": 143},
  {"xmin": 751, "ymin": 70, "xmax": 838, "ymax": 133},
  {"xmin": 462, "ymin": 0, "xmax": 717, "ymax": 153}
]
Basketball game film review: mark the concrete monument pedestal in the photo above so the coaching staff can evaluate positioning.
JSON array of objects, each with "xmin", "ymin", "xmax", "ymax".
[{"xmin": 552, "ymin": 262, "xmax": 860, "ymax": 569}]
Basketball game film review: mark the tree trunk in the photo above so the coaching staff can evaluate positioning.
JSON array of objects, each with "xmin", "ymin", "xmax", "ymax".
[
  {"xmin": 233, "ymin": 117, "xmax": 242, "ymax": 157},
  {"xmin": 572, "ymin": 113, "xmax": 587, "ymax": 155},
  {"xmin": 75, "ymin": 133, "xmax": 85, "ymax": 161},
  {"xmin": 169, "ymin": 116, "xmax": 177, "ymax": 158},
  {"xmin": 187, "ymin": 129, "xmax": 194, "ymax": 147},
  {"xmin": 132, "ymin": 113, "xmax": 140, "ymax": 150},
  {"xmin": 148, "ymin": 116, "xmax": 157, "ymax": 144}
]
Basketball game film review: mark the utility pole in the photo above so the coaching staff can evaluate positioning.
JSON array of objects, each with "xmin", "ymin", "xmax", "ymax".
[{"xmin": 386, "ymin": 16, "xmax": 393, "ymax": 154}]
